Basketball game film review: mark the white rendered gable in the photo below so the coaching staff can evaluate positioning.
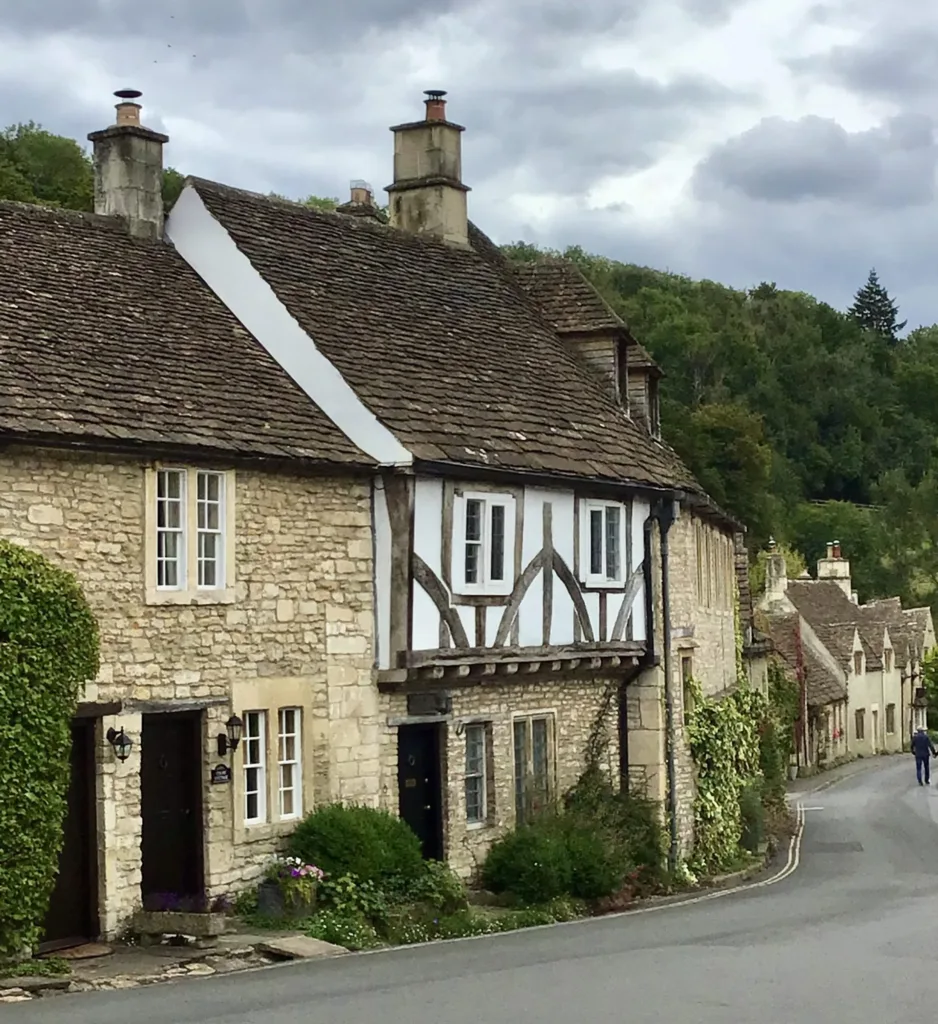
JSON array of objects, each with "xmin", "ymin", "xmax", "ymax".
[{"xmin": 166, "ymin": 185, "xmax": 412, "ymax": 467}]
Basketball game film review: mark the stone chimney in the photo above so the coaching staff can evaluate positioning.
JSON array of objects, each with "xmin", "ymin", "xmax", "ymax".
[
  {"xmin": 817, "ymin": 538, "xmax": 852, "ymax": 597},
  {"xmin": 88, "ymin": 89, "xmax": 168, "ymax": 240},
  {"xmin": 336, "ymin": 179, "xmax": 383, "ymax": 221},
  {"xmin": 386, "ymin": 90, "xmax": 470, "ymax": 247},
  {"xmin": 764, "ymin": 537, "xmax": 789, "ymax": 603}
]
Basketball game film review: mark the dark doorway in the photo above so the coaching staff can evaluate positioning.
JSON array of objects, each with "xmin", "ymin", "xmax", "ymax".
[
  {"xmin": 141, "ymin": 712, "xmax": 204, "ymax": 909},
  {"xmin": 397, "ymin": 723, "xmax": 444, "ymax": 861},
  {"xmin": 41, "ymin": 720, "xmax": 98, "ymax": 951}
]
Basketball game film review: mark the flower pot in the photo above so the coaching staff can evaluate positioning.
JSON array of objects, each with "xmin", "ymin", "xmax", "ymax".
[{"xmin": 257, "ymin": 880, "xmax": 286, "ymax": 918}]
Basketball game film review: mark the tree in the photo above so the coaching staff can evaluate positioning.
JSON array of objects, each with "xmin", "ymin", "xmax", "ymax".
[
  {"xmin": 0, "ymin": 122, "xmax": 93, "ymax": 210},
  {"xmin": 0, "ymin": 541, "xmax": 99, "ymax": 957},
  {"xmin": 848, "ymin": 268, "xmax": 907, "ymax": 345}
]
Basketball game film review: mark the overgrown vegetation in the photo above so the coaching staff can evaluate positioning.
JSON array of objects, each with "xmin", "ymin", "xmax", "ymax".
[{"xmin": 0, "ymin": 541, "xmax": 100, "ymax": 958}]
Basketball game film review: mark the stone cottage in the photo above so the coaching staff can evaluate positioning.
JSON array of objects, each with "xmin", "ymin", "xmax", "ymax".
[
  {"xmin": 0, "ymin": 97, "xmax": 384, "ymax": 946},
  {"xmin": 1, "ymin": 87, "xmax": 754, "ymax": 946}
]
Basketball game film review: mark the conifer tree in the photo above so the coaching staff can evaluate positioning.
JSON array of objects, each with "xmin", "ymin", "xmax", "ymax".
[{"xmin": 849, "ymin": 268, "xmax": 907, "ymax": 344}]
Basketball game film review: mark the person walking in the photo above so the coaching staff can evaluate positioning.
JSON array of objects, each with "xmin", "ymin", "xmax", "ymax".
[{"xmin": 912, "ymin": 727, "xmax": 937, "ymax": 785}]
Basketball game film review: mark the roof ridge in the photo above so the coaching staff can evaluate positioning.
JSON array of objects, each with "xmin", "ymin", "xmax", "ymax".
[{"xmin": 0, "ymin": 199, "xmax": 125, "ymax": 232}]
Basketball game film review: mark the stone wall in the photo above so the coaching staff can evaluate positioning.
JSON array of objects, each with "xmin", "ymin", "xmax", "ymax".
[
  {"xmin": 381, "ymin": 678, "xmax": 618, "ymax": 879},
  {"xmin": 0, "ymin": 445, "xmax": 376, "ymax": 936},
  {"xmin": 626, "ymin": 512, "xmax": 740, "ymax": 858}
]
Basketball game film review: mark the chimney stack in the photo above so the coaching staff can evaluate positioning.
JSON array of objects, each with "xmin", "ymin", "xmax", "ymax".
[
  {"xmin": 818, "ymin": 539, "xmax": 852, "ymax": 597},
  {"xmin": 336, "ymin": 179, "xmax": 383, "ymax": 221},
  {"xmin": 386, "ymin": 90, "xmax": 470, "ymax": 247},
  {"xmin": 88, "ymin": 89, "xmax": 168, "ymax": 240}
]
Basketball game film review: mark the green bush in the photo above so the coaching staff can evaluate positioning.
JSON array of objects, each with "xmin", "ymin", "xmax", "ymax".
[
  {"xmin": 557, "ymin": 818, "xmax": 628, "ymax": 900},
  {"xmin": 0, "ymin": 541, "xmax": 99, "ymax": 958},
  {"xmin": 482, "ymin": 823, "xmax": 573, "ymax": 904},
  {"xmin": 391, "ymin": 859, "xmax": 468, "ymax": 914},
  {"xmin": 739, "ymin": 782, "xmax": 765, "ymax": 853},
  {"xmin": 318, "ymin": 873, "xmax": 390, "ymax": 925},
  {"xmin": 289, "ymin": 803, "xmax": 424, "ymax": 888}
]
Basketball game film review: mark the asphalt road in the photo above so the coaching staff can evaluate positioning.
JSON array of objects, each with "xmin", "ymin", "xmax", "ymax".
[{"xmin": 14, "ymin": 755, "xmax": 938, "ymax": 1024}]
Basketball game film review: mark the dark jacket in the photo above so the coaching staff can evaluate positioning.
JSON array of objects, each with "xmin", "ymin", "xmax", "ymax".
[{"xmin": 912, "ymin": 731, "xmax": 936, "ymax": 758}]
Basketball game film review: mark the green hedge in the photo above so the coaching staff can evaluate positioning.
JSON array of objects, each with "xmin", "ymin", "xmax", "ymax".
[
  {"xmin": 0, "ymin": 541, "xmax": 99, "ymax": 957},
  {"xmin": 288, "ymin": 803, "xmax": 424, "ymax": 887}
]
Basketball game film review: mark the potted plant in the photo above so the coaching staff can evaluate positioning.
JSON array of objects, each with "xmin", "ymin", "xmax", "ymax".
[{"xmin": 257, "ymin": 856, "xmax": 324, "ymax": 919}]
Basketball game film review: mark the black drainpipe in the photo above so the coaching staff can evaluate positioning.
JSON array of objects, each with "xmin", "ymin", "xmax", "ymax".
[{"xmin": 654, "ymin": 497, "xmax": 679, "ymax": 874}]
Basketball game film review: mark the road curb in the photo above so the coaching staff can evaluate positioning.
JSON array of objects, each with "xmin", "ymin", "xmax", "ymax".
[{"xmin": 787, "ymin": 752, "xmax": 905, "ymax": 799}]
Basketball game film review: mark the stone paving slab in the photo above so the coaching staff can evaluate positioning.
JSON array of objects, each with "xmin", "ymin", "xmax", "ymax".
[{"xmin": 256, "ymin": 937, "xmax": 347, "ymax": 960}]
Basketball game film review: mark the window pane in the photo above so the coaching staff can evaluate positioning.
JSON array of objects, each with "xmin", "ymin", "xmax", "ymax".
[
  {"xmin": 465, "ymin": 725, "xmax": 485, "ymax": 776},
  {"xmin": 465, "ymin": 776, "xmax": 484, "ymax": 824},
  {"xmin": 490, "ymin": 504, "xmax": 505, "ymax": 581},
  {"xmin": 532, "ymin": 718, "xmax": 549, "ymax": 811},
  {"xmin": 465, "ymin": 499, "xmax": 483, "ymax": 541},
  {"xmin": 244, "ymin": 710, "xmax": 266, "ymax": 822},
  {"xmin": 605, "ymin": 506, "xmax": 621, "ymax": 580},
  {"xmin": 589, "ymin": 509, "xmax": 603, "ymax": 575},
  {"xmin": 465, "ymin": 542, "xmax": 480, "ymax": 584},
  {"xmin": 513, "ymin": 719, "xmax": 528, "ymax": 824},
  {"xmin": 277, "ymin": 707, "xmax": 301, "ymax": 820}
]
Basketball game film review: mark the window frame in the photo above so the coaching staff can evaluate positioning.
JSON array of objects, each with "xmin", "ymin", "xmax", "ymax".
[
  {"xmin": 884, "ymin": 648, "xmax": 893, "ymax": 673},
  {"xmin": 145, "ymin": 466, "xmax": 236, "ymax": 605},
  {"xmin": 277, "ymin": 707, "xmax": 302, "ymax": 821},
  {"xmin": 464, "ymin": 722, "xmax": 488, "ymax": 827},
  {"xmin": 855, "ymin": 708, "xmax": 865, "ymax": 742},
  {"xmin": 451, "ymin": 491, "xmax": 517, "ymax": 597},
  {"xmin": 155, "ymin": 468, "xmax": 187, "ymax": 591},
  {"xmin": 579, "ymin": 499, "xmax": 629, "ymax": 589},
  {"xmin": 513, "ymin": 712, "xmax": 555, "ymax": 825},
  {"xmin": 853, "ymin": 651, "xmax": 863, "ymax": 676},
  {"xmin": 885, "ymin": 703, "xmax": 896, "ymax": 735},
  {"xmin": 243, "ymin": 710, "xmax": 268, "ymax": 826},
  {"xmin": 196, "ymin": 470, "xmax": 227, "ymax": 590}
]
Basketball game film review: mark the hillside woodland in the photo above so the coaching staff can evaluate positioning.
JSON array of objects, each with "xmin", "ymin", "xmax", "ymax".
[{"xmin": 4, "ymin": 122, "xmax": 937, "ymax": 612}]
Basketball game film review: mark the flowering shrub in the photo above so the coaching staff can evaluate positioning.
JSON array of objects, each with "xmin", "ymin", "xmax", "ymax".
[
  {"xmin": 264, "ymin": 856, "xmax": 324, "ymax": 906},
  {"xmin": 318, "ymin": 872, "xmax": 389, "ymax": 924}
]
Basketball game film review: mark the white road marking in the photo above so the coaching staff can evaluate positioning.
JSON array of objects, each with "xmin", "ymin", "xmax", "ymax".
[{"xmin": 800, "ymin": 806, "xmax": 825, "ymax": 812}]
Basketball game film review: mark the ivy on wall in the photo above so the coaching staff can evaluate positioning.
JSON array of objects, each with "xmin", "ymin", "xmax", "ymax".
[
  {"xmin": 0, "ymin": 541, "xmax": 99, "ymax": 958},
  {"xmin": 685, "ymin": 679, "xmax": 767, "ymax": 873}
]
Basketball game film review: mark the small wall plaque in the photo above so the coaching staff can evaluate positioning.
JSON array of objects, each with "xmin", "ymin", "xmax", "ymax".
[{"xmin": 210, "ymin": 764, "xmax": 232, "ymax": 785}]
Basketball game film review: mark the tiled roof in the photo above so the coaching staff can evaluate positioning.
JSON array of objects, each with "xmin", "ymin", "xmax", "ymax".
[
  {"xmin": 192, "ymin": 178, "xmax": 697, "ymax": 491},
  {"xmin": 765, "ymin": 613, "xmax": 846, "ymax": 707},
  {"xmin": 905, "ymin": 608, "xmax": 934, "ymax": 658},
  {"xmin": 512, "ymin": 260, "xmax": 660, "ymax": 371},
  {"xmin": 0, "ymin": 201, "xmax": 372, "ymax": 465},
  {"xmin": 785, "ymin": 581, "xmax": 861, "ymax": 669},
  {"xmin": 858, "ymin": 599, "xmax": 910, "ymax": 667}
]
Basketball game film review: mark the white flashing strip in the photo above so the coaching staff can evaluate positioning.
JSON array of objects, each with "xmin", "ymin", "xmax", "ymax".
[{"xmin": 166, "ymin": 185, "xmax": 412, "ymax": 467}]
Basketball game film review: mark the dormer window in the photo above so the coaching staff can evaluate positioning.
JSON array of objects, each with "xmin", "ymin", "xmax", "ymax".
[
  {"xmin": 452, "ymin": 491, "xmax": 516, "ymax": 596},
  {"xmin": 579, "ymin": 499, "xmax": 628, "ymax": 588},
  {"xmin": 853, "ymin": 651, "xmax": 863, "ymax": 675},
  {"xmin": 884, "ymin": 648, "xmax": 893, "ymax": 673},
  {"xmin": 649, "ymin": 380, "xmax": 661, "ymax": 438}
]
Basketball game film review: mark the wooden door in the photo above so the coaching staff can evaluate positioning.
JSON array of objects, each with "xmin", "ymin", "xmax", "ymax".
[
  {"xmin": 141, "ymin": 712, "xmax": 205, "ymax": 909},
  {"xmin": 41, "ymin": 720, "xmax": 98, "ymax": 950},
  {"xmin": 397, "ymin": 724, "xmax": 443, "ymax": 861}
]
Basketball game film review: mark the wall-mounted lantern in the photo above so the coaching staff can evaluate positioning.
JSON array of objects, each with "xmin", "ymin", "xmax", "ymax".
[
  {"xmin": 106, "ymin": 726, "xmax": 133, "ymax": 762},
  {"xmin": 216, "ymin": 714, "xmax": 243, "ymax": 757}
]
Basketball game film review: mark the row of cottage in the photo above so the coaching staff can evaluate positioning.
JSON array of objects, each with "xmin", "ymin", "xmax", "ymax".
[
  {"xmin": 758, "ymin": 542, "xmax": 934, "ymax": 768},
  {"xmin": 0, "ymin": 88, "xmax": 928, "ymax": 950}
]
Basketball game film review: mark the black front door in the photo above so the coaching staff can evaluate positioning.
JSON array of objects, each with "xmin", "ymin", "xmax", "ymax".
[
  {"xmin": 397, "ymin": 724, "xmax": 443, "ymax": 861},
  {"xmin": 41, "ymin": 720, "xmax": 98, "ymax": 950},
  {"xmin": 141, "ymin": 712, "xmax": 204, "ymax": 909}
]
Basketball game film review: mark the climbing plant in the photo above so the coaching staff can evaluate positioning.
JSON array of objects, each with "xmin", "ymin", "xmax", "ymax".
[
  {"xmin": 685, "ymin": 679, "xmax": 767, "ymax": 873},
  {"xmin": 0, "ymin": 541, "xmax": 99, "ymax": 957}
]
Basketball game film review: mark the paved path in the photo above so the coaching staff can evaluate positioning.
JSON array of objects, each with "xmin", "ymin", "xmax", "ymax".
[{"xmin": 13, "ymin": 755, "xmax": 938, "ymax": 1024}]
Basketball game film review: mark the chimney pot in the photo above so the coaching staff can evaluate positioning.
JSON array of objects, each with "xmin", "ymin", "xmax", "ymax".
[
  {"xmin": 768, "ymin": 536, "xmax": 777, "ymax": 552},
  {"xmin": 114, "ymin": 88, "xmax": 143, "ymax": 127},
  {"xmin": 832, "ymin": 540, "xmax": 841, "ymax": 559},
  {"xmin": 826, "ymin": 542, "xmax": 834, "ymax": 559},
  {"xmin": 424, "ymin": 89, "xmax": 447, "ymax": 121},
  {"xmin": 349, "ymin": 179, "xmax": 374, "ymax": 206}
]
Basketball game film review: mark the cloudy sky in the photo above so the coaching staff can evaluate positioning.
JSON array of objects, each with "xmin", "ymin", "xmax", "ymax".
[{"xmin": 2, "ymin": 0, "xmax": 936, "ymax": 326}]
